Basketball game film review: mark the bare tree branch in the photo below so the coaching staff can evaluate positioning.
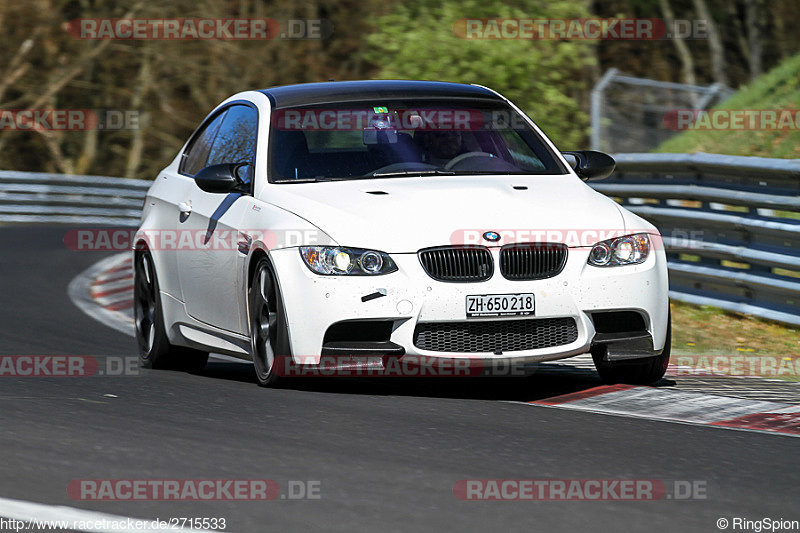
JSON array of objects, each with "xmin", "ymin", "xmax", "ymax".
[
  {"xmin": 692, "ymin": 0, "xmax": 728, "ymax": 85},
  {"xmin": 658, "ymin": 0, "xmax": 697, "ymax": 87}
]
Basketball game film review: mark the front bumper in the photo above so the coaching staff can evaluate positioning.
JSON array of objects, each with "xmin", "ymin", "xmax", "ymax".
[{"xmin": 269, "ymin": 243, "xmax": 669, "ymax": 366}]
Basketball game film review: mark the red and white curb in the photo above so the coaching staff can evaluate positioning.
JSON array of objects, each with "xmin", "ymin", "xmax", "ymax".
[
  {"xmin": 527, "ymin": 384, "xmax": 800, "ymax": 437},
  {"xmin": 68, "ymin": 252, "xmax": 134, "ymax": 336}
]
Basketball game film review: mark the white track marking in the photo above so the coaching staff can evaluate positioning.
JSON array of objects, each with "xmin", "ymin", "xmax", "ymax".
[
  {"xmin": 0, "ymin": 495, "xmax": 223, "ymax": 532},
  {"xmin": 770, "ymin": 405, "xmax": 800, "ymax": 413}
]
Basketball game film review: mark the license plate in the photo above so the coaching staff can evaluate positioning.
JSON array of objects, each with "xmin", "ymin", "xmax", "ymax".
[{"xmin": 466, "ymin": 293, "xmax": 535, "ymax": 318}]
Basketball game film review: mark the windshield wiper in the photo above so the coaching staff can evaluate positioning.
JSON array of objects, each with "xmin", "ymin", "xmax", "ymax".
[
  {"xmin": 370, "ymin": 169, "xmax": 456, "ymax": 178},
  {"xmin": 452, "ymin": 170, "xmax": 540, "ymax": 175},
  {"xmin": 274, "ymin": 170, "xmax": 461, "ymax": 182},
  {"xmin": 273, "ymin": 177, "xmax": 356, "ymax": 183},
  {"xmin": 272, "ymin": 178, "xmax": 319, "ymax": 183}
]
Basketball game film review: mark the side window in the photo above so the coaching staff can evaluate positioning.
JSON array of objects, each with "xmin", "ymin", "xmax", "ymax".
[
  {"xmin": 207, "ymin": 105, "xmax": 257, "ymax": 167},
  {"xmin": 181, "ymin": 110, "xmax": 227, "ymax": 176}
]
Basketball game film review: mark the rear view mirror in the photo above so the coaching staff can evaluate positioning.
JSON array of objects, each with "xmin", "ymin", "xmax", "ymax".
[
  {"xmin": 363, "ymin": 111, "xmax": 399, "ymax": 145},
  {"xmin": 562, "ymin": 150, "xmax": 616, "ymax": 181},
  {"xmin": 195, "ymin": 163, "xmax": 249, "ymax": 193}
]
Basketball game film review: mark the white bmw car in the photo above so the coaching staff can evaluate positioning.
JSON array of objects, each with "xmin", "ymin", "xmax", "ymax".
[{"xmin": 134, "ymin": 80, "xmax": 670, "ymax": 386}]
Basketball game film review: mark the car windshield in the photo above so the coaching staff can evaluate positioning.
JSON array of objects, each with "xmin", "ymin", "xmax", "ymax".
[{"xmin": 268, "ymin": 98, "xmax": 568, "ymax": 182}]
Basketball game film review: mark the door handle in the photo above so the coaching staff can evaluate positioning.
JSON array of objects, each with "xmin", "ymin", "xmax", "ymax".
[{"xmin": 178, "ymin": 201, "xmax": 192, "ymax": 217}]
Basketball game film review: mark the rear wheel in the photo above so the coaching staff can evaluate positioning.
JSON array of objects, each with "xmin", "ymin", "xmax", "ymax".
[
  {"xmin": 134, "ymin": 249, "xmax": 208, "ymax": 370},
  {"xmin": 592, "ymin": 312, "xmax": 671, "ymax": 385},
  {"xmin": 249, "ymin": 258, "xmax": 291, "ymax": 387}
]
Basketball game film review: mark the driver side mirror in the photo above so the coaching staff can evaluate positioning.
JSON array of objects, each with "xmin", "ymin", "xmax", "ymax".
[
  {"xmin": 194, "ymin": 163, "xmax": 250, "ymax": 194},
  {"xmin": 561, "ymin": 151, "xmax": 616, "ymax": 181}
]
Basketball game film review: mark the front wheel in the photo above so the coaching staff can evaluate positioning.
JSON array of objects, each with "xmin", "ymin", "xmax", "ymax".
[{"xmin": 592, "ymin": 312, "xmax": 671, "ymax": 385}]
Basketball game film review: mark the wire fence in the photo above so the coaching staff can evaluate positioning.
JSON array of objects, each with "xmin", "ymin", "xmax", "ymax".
[{"xmin": 591, "ymin": 69, "xmax": 734, "ymax": 153}]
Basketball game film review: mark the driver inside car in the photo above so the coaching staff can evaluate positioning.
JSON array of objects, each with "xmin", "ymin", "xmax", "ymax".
[{"xmin": 419, "ymin": 130, "xmax": 466, "ymax": 166}]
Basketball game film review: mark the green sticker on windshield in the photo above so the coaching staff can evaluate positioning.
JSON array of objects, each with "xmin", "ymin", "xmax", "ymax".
[{"xmin": 373, "ymin": 106, "xmax": 388, "ymax": 113}]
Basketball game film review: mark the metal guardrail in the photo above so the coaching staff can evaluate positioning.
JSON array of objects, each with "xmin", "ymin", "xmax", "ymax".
[
  {"xmin": 593, "ymin": 152, "xmax": 800, "ymax": 327},
  {"xmin": 1, "ymin": 152, "xmax": 799, "ymax": 326},
  {"xmin": 0, "ymin": 170, "xmax": 148, "ymax": 226}
]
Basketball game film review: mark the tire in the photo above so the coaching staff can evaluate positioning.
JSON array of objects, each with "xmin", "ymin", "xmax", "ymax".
[
  {"xmin": 249, "ymin": 258, "xmax": 291, "ymax": 387},
  {"xmin": 592, "ymin": 311, "xmax": 671, "ymax": 385},
  {"xmin": 134, "ymin": 249, "xmax": 208, "ymax": 371}
]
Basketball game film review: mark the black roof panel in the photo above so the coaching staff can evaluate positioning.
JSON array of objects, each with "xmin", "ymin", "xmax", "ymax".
[{"xmin": 259, "ymin": 80, "xmax": 502, "ymax": 109}]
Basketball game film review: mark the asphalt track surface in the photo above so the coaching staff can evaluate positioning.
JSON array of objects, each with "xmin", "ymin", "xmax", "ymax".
[{"xmin": 0, "ymin": 225, "xmax": 798, "ymax": 532}]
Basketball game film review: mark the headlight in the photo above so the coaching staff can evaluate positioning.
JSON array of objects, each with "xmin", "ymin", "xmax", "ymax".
[
  {"xmin": 300, "ymin": 246, "xmax": 398, "ymax": 275},
  {"xmin": 588, "ymin": 234, "xmax": 650, "ymax": 267}
]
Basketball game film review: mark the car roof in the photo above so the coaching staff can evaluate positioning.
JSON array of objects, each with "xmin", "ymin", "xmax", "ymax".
[{"xmin": 259, "ymin": 80, "xmax": 503, "ymax": 109}]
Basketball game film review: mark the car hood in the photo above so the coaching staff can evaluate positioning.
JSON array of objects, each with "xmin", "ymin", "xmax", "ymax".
[{"xmin": 265, "ymin": 175, "xmax": 627, "ymax": 252}]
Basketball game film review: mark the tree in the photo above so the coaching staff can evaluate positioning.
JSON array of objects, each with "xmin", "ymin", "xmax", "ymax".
[
  {"xmin": 0, "ymin": 0, "xmax": 384, "ymax": 178},
  {"xmin": 691, "ymin": 0, "xmax": 727, "ymax": 86},
  {"xmin": 364, "ymin": 0, "xmax": 596, "ymax": 147},
  {"xmin": 658, "ymin": 0, "xmax": 696, "ymax": 86}
]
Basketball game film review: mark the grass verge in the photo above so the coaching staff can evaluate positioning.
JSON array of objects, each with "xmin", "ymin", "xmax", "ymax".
[{"xmin": 670, "ymin": 300, "xmax": 800, "ymax": 382}]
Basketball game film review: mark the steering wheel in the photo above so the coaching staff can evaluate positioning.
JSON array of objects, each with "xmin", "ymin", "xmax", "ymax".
[{"xmin": 444, "ymin": 152, "xmax": 496, "ymax": 170}]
